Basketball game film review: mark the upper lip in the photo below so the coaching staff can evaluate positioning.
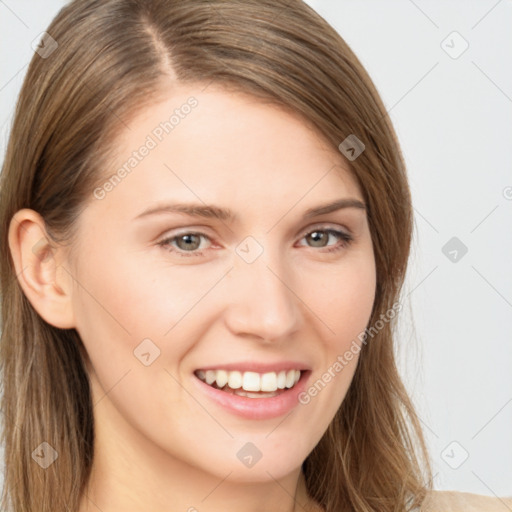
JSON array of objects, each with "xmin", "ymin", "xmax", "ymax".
[{"xmin": 195, "ymin": 362, "xmax": 311, "ymax": 373}]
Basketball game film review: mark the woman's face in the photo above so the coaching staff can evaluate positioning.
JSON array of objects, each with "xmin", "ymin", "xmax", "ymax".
[{"xmin": 67, "ymin": 83, "xmax": 376, "ymax": 484}]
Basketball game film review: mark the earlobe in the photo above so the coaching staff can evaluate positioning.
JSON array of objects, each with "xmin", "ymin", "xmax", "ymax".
[{"xmin": 7, "ymin": 208, "xmax": 76, "ymax": 329}]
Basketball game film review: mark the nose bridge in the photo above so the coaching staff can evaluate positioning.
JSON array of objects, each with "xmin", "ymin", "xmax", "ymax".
[{"xmin": 223, "ymin": 237, "xmax": 301, "ymax": 341}]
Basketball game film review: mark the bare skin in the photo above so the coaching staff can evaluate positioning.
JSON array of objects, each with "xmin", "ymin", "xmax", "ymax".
[{"xmin": 9, "ymin": 83, "xmax": 375, "ymax": 512}]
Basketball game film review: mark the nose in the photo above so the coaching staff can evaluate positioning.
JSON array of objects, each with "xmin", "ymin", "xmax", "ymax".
[{"xmin": 223, "ymin": 246, "xmax": 302, "ymax": 343}]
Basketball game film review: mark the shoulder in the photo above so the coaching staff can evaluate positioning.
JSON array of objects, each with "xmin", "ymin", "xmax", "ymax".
[{"xmin": 421, "ymin": 490, "xmax": 512, "ymax": 511}]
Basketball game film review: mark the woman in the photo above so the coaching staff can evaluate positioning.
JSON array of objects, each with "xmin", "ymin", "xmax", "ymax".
[{"xmin": 0, "ymin": 1, "xmax": 510, "ymax": 511}]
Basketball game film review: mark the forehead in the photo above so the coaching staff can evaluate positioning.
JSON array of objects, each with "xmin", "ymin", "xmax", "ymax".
[{"xmin": 90, "ymin": 83, "xmax": 363, "ymax": 223}]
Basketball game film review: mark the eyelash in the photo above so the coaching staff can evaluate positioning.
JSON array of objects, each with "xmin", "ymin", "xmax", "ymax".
[{"xmin": 157, "ymin": 225, "xmax": 354, "ymax": 258}]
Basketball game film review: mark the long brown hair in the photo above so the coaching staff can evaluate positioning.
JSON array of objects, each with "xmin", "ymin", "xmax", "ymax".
[{"xmin": 0, "ymin": 1, "xmax": 433, "ymax": 510}]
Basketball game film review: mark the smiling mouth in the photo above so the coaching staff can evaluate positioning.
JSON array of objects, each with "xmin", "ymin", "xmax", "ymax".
[{"xmin": 194, "ymin": 369, "xmax": 303, "ymax": 398}]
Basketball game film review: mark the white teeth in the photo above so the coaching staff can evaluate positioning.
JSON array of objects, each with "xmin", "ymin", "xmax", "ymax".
[
  {"xmin": 242, "ymin": 371, "xmax": 261, "ymax": 392},
  {"xmin": 276, "ymin": 370, "xmax": 287, "ymax": 389},
  {"xmin": 228, "ymin": 370, "xmax": 242, "ymax": 389},
  {"xmin": 261, "ymin": 372, "xmax": 277, "ymax": 392},
  {"xmin": 215, "ymin": 369, "xmax": 228, "ymax": 388},
  {"xmin": 285, "ymin": 369, "xmax": 296, "ymax": 388},
  {"xmin": 205, "ymin": 370, "xmax": 216, "ymax": 385},
  {"xmin": 196, "ymin": 369, "xmax": 303, "ymax": 392}
]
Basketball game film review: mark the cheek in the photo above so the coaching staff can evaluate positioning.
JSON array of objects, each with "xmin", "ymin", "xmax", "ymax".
[
  {"xmin": 318, "ymin": 253, "xmax": 377, "ymax": 351},
  {"xmin": 70, "ymin": 243, "xmax": 239, "ymax": 423},
  {"xmin": 69, "ymin": 246, "xmax": 204, "ymax": 440},
  {"xmin": 69, "ymin": 248, "xmax": 168, "ymax": 403},
  {"xmin": 71, "ymin": 243, "xmax": 207, "ymax": 352},
  {"xmin": 299, "ymin": 252, "xmax": 376, "ymax": 412}
]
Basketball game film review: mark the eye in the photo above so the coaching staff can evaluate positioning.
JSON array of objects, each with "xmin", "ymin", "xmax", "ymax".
[
  {"xmin": 157, "ymin": 225, "xmax": 353, "ymax": 258},
  {"xmin": 297, "ymin": 226, "xmax": 353, "ymax": 254},
  {"xmin": 158, "ymin": 231, "xmax": 212, "ymax": 257}
]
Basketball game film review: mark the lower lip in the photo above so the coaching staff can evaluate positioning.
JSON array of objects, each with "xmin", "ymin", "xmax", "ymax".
[{"xmin": 191, "ymin": 371, "xmax": 311, "ymax": 420}]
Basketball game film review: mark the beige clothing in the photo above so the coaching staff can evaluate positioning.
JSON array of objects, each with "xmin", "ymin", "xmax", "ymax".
[
  {"xmin": 421, "ymin": 490, "xmax": 512, "ymax": 511},
  {"xmin": 307, "ymin": 490, "xmax": 512, "ymax": 511}
]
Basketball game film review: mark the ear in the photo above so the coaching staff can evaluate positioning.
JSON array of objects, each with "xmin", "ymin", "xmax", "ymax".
[{"xmin": 8, "ymin": 208, "xmax": 76, "ymax": 329}]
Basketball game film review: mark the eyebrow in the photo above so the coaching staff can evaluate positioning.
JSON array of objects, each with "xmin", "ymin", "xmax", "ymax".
[{"xmin": 134, "ymin": 198, "xmax": 366, "ymax": 222}]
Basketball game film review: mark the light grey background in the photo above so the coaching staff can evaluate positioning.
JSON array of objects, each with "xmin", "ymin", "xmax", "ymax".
[{"xmin": 1, "ymin": 0, "xmax": 511, "ymax": 498}]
